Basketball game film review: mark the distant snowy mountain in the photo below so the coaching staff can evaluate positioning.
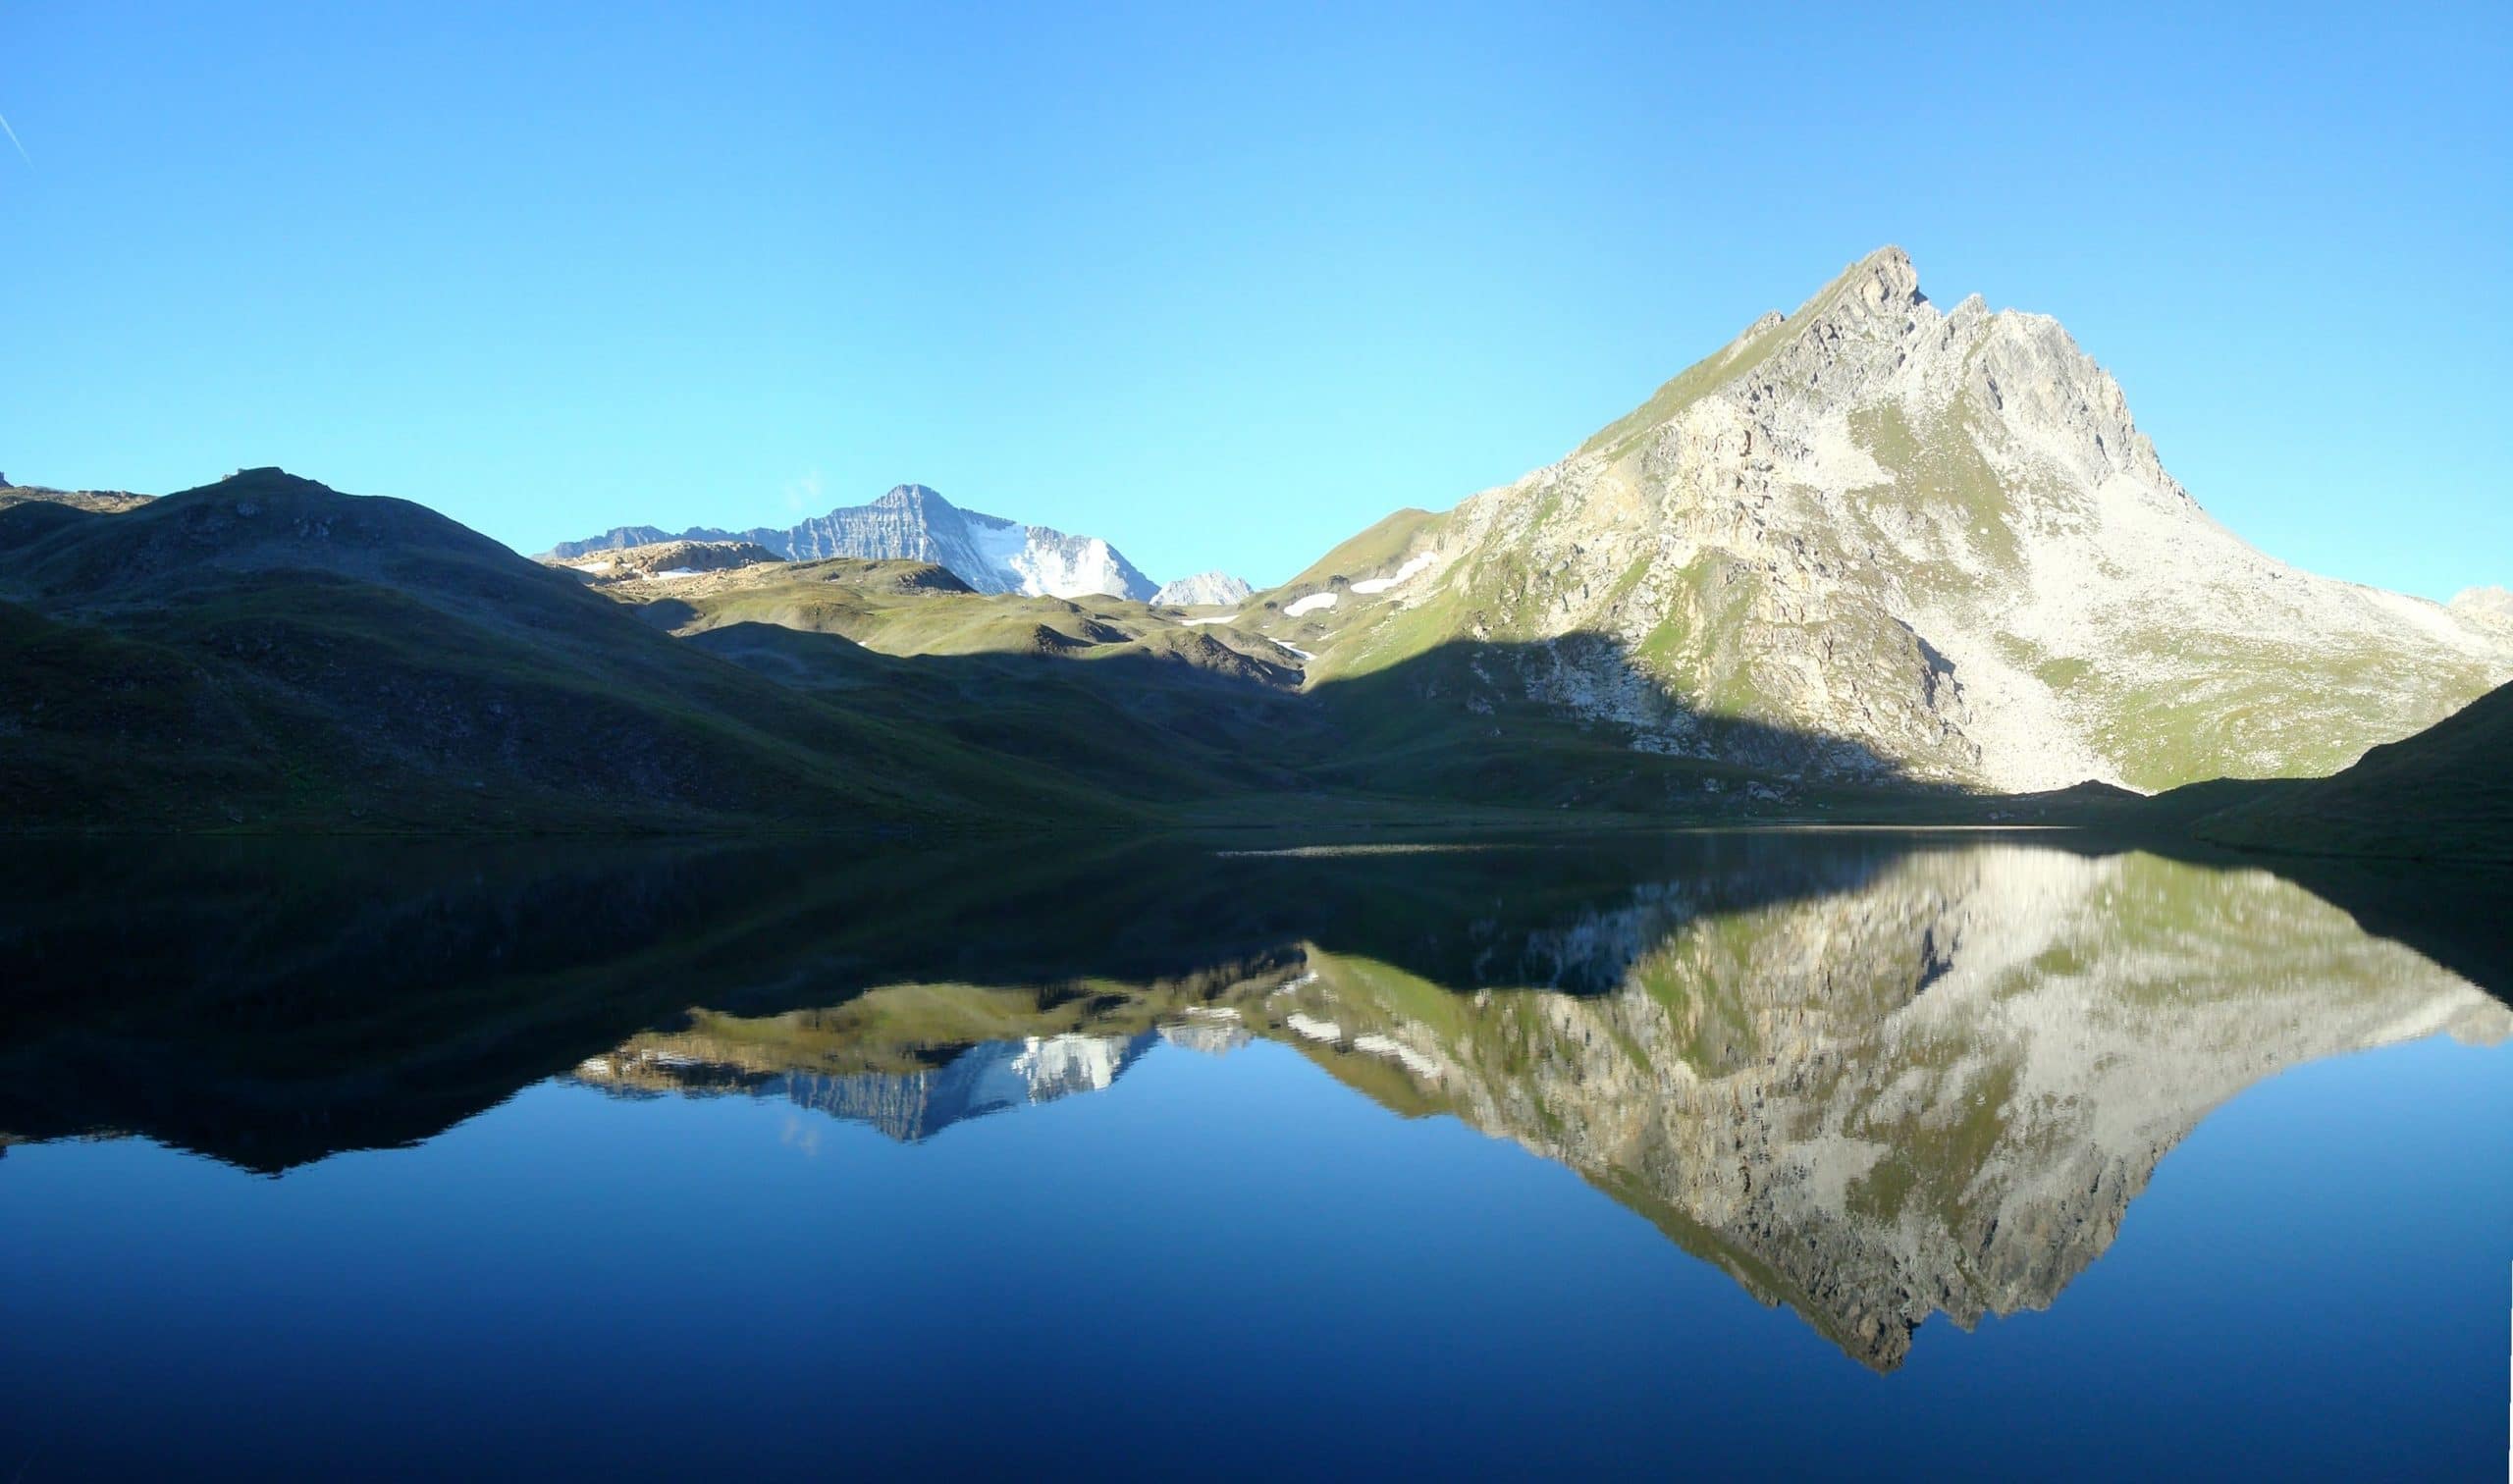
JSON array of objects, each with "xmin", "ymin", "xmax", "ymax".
[
  {"xmin": 1152, "ymin": 570, "xmax": 1255, "ymax": 607},
  {"xmin": 575, "ymin": 1031, "xmax": 1158, "ymax": 1142},
  {"xmin": 548, "ymin": 484, "xmax": 1158, "ymax": 601}
]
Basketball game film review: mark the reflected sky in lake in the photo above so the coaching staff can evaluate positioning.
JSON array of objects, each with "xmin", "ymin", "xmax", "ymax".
[{"xmin": 1, "ymin": 835, "xmax": 2506, "ymax": 1479}]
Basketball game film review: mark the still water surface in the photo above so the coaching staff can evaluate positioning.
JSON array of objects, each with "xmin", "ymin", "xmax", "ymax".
[{"xmin": 2, "ymin": 835, "xmax": 2506, "ymax": 1478}]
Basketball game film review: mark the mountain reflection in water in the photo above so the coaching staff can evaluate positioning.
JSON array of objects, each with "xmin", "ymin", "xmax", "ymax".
[{"xmin": 3, "ymin": 832, "xmax": 2502, "ymax": 1383}]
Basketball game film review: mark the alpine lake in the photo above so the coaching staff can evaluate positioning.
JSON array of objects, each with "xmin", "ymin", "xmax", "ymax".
[{"xmin": 3, "ymin": 831, "xmax": 2505, "ymax": 1479}]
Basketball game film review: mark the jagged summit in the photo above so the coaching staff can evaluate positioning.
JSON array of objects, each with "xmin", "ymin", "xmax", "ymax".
[
  {"xmin": 1277, "ymin": 248, "xmax": 2513, "ymax": 792},
  {"xmin": 865, "ymin": 483, "xmax": 964, "ymax": 521}
]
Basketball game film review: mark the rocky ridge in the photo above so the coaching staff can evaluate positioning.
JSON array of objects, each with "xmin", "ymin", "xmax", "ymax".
[
  {"xmin": 546, "ymin": 539, "xmax": 781, "ymax": 583},
  {"xmin": 1266, "ymin": 248, "xmax": 2512, "ymax": 791}
]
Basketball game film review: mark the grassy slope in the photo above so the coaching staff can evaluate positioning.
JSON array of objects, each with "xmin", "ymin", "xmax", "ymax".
[
  {"xmin": 638, "ymin": 558, "xmax": 1328, "ymax": 802},
  {"xmin": 1285, "ymin": 254, "xmax": 1929, "ymax": 742},
  {"xmin": 577, "ymin": 511, "xmax": 2038, "ymax": 823},
  {"xmin": 0, "ymin": 472, "xmax": 1117, "ymax": 831},
  {"xmin": 2183, "ymin": 680, "xmax": 2513, "ymax": 862},
  {"xmin": 1260, "ymin": 507, "xmax": 1443, "ymax": 600}
]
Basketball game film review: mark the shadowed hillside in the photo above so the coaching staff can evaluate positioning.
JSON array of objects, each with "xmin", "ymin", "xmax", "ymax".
[
  {"xmin": 2182, "ymin": 680, "xmax": 2513, "ymax": 862},
  {"xmin": 0, "ymin": 470, "xmax": 1127, "ymax": 830},
  {"xmin": 0, "ymin": 470, "xmax": 2001, "ymax": 831}
]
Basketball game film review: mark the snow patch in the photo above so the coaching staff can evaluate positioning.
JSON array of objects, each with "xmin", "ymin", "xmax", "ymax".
[
  {"xmin": 1005, "ymin": 1033, "xmax": 1135, "ymax": 1100},
  {"xmin": 1285, "ymin": 1013, "xmax": 1342, "ymax": 1043},
  {"xmin": 1350, "ymin": 553, "xmax": 1434, "ymax": 595},
  {"xmin": 1352, "ymin": 1033, "xmax": 1440, "ymax": 1079},
  {"xmin": 1284, "ymin": 592, "xmax": 1339, "ymax": 616},
  {"xmin": 966, "ymin": 515, "xmax": 1032, "ymax": 590},
  {"xmin": 1268, "ymin": 972, "xmax": 1319, "ymax": 998}
]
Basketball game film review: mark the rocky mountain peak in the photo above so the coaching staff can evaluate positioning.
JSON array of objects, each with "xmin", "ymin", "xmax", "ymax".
[
  {"xmin": 873, "ymin": 483, "xmax": 951, "ymax": 512},
  {"xmin": 1297, "ymin": 249, "xmax": 2513, "ymax": 796},
  {"xmin": 1839, "ymin": 243, "xmax": 1923, "ymax": 313}
]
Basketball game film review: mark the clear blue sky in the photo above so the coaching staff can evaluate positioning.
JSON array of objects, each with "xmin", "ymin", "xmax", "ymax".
[{"xmin": 3, "ymin": 1, "xmax": 2505, "ymax": 595}]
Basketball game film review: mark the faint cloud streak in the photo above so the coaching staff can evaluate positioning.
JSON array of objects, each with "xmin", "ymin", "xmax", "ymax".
[{"xmin": 783, "ymin": 469, "xmax": 823, "ymax": 515}]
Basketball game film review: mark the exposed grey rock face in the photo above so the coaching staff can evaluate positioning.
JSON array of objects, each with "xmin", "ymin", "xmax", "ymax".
[
  {"xmin": 549, "ymin": 484, "xmax": 1158, "ymax": 601},
  {"xmin": 1264, "ymin": 845, "xmax": 2510, "ymax": 1368},
  {"xmin": 2451, "ymin": 585, "xmax": 2513, "ymax": 637},
  {"xmin": 1284, "ymin": 247, "xmax": 2513, "ymax": 791},
  {"xmin": 1151, "ymin": 570, "xmax": 1255, "ymax": 607}
]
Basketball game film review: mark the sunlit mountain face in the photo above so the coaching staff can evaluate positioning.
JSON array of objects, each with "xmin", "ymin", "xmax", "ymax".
[{"xmin": 0, "ymin": 836, "xmax": 2505, "ymax": 1474}]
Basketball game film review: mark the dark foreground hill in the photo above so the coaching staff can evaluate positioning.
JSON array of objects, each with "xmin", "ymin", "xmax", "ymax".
[
  {"xmin": 0, "ymin": 469, "xmax": 1109, "ymax": 831},
  {"xmin": 2175, "ymin": 680, "xmax": 2513, "ymax": 863}
]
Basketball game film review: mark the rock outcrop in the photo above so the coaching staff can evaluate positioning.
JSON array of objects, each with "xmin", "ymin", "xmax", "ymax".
[{"xmin": 1276, "ymin": 248, "xmax": 2512, "ymax": 791}]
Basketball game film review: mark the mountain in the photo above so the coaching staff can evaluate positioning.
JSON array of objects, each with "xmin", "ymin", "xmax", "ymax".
[
  {"xmin": 1151, "ymin": 570, "xmax": 1254, "ymax": 607},
  {"xmin": 549, "ymin": 483, "xmax": 1159, "ymax": 602},
  {"xmin": 1249, "ymin": 248, "xmax": 2512, "ymax": 792},
  {"xmin": 0, "ymin": 467, "xmax": 1101, "ymax": 830},
  {"xmin": 2182, "ymin": 679, "xmax": 2513, "ymax": 861}
]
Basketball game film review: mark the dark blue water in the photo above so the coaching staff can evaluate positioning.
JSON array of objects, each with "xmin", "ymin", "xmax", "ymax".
[{"xmin": 1, "ymin": 837, "xmax": 2505, "ymax": 1479}]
